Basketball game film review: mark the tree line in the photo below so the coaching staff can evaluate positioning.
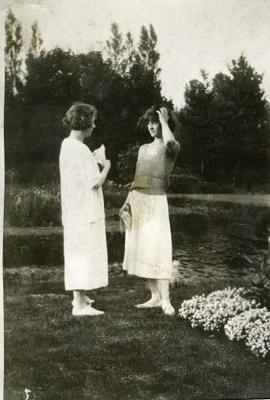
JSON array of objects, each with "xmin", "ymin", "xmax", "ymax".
[{"xmin": 4, "ymin": 9, "xmax": 269, "ymax": 190}]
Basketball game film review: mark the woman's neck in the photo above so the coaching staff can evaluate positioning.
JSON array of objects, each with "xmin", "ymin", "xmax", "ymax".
[
  {"xmin": 69, "ymin": 130, "xmax": 85, "ymax": 142},
  {"xmin": 152, "ymin": 137, "xmax": 163, "ymax": 146}
]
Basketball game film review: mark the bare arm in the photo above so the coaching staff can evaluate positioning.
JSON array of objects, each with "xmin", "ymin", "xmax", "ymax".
[
  {"xmin": 157, "ymin": 107, "xmax": 180, "ymax": 153},
  {"xmin": 119, "ymin": 192, "xmax": 131, "ymax": 216}
]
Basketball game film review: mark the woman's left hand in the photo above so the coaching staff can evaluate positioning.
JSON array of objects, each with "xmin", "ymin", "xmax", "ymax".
[
  {"xmin": 157, "ymin": 107, "xmax": 169, "ymax": 124},
  {"xmin": 119, "ymin": 203, "xmax": 130, "ymax": 217}
]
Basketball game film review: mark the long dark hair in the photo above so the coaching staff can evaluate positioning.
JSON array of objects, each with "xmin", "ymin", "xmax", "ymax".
[{"xmin": 137, "ymin": 105, "xmax": 181, "ymax": 139}]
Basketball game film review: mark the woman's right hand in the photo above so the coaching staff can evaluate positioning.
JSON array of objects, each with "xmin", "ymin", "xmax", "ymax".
[
  {"xmin": 93, "ymin": 159, "xmax": 111, "ymax": 189},
  {"xmin": 103, "ymin": 159, "xmax": 111, "ymax": 171}
]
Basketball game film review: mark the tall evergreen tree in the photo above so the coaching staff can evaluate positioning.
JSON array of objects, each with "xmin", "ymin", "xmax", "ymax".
[
  {"xmin": 122, "ymin": 31, "xmax": 137, "ymax": 76},
  {"xmin": 129, "ymin": 25, "xmax": 163, "ymax": 120},
  {"xmin": 179, "ymin": 71, "xmax": 214, "ymax": 177},
  {"xmin": 105, "ymin": 23, "xmax": 126, "ymax": 76},
  {"xmin": 29, "ymin": 21, "xmax": 44, "ymax": 58},
  {"xmin": 5, "ymin": 8, "xmax": 23, "ymax": 97},
  {"xmin": 138, "ymin": 24, "xmax": 160, "ymax": 73},
  {"xmin": 212, "ymin": 55, "xmax": 268, "ymax": 184},
  {"xmin": 180, "ymin": 55, "xmax": 269, "ymax": 187}
]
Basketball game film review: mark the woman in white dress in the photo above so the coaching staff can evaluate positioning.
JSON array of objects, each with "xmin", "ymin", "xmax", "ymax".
[
  {"xmin": 59, "ymin": 102, "xmax": 111, "ymax": 316},
  {"xmin": 120, "ymin": 106, "xmax": 180, "ymax": 316}
]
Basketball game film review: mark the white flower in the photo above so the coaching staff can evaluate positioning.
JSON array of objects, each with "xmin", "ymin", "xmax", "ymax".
[{"xmin": 178, "ymin": 287, "xmax": 269, "ymax": 358}]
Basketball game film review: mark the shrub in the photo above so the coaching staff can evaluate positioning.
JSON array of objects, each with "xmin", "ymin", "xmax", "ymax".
[
  {"xmin": 5, "ymin": 163, "xmax": 60, "ymax": 185},
  {"xmin": 116, "ymin": 142, "xmax": 140, "ymax": 184},
  {"xmin": 5, "ymin": 184, "xmax": 61, "ymax": 227}
]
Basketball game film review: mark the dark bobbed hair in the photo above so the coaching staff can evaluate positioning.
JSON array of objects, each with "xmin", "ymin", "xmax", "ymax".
[
  {"xmin": 137, "ymin": 105, "xmax": 180, "ymax": 136},
  {"xmin": 63, "ymin": 102, "xmax": 97, "ymax": 131}
]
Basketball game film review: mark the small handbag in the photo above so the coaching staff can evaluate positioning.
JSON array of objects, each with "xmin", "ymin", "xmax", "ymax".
[{"xmin": 119, "ymin": 204, "xmax": 132, "ymax": 232}]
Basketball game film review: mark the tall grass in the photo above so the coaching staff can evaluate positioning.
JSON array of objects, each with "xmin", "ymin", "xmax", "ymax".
[
  {"xmin": 4, "ymin": 183, "xmax": 125, "ymax": 227},
  {"xmin": 5, "ymin": 184, "xmax": 61, "ymax": 227}
]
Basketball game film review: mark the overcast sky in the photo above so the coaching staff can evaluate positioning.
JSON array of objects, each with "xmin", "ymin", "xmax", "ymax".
[{"xmin": 4, "ymin": 0, "xmax": 270, "ymax": 107}]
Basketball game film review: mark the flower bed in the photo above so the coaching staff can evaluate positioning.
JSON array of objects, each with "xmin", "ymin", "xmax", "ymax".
[
  {"xmin": 178, "ymin": 287, "xmax": 270, "ymax": 358},
  {"xmin": 225, "ymin": 308, "xmax": 270, "ymax": 358}
]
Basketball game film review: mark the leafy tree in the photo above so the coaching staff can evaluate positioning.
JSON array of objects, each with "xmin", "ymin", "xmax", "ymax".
[
  {"xmin": 5, "ymin": 8, "xmax": 23, "ymax": 97},
  {"xmin": 179, "ymin": 71, "xmax": 214, "ymax": 177},
  {"xmin": 23, "ymin": 47, "xmax": 81, "ymax": 106},
  {"xmin": 127, "ymin": 24, "xmax": 167, "ymax": 139},
  {"xmin": 122, "ymin": 32, "xmax": 137, "ymax": 76},
  {"xmin": 29, "ymin": 21, "xmax": 44, "ymax": 58},
  {"xmin": 18, "ymin": 48, "xmax": 82, "ymax": 168},
  {"xmin": 211, "ymin": 55, "xmax": 268, "ymax": 184},
  {"xmin": 5, "ymin": 19, "xmax": 174, "ymax": 183},
  {"xmin": 138, "ymin": 24, "xmax": 160, "ymax": 73},
  {"xmin": 179, "ymin": 55, "xmax": 269, "ymax": 188},
  {"xmin": 4, "ymin": 9, "xmax": 25, "ymax": 167},
  {"xmin": 105, "ymin": 23, "xmax": 126, "ymax": 76},
  {"xmin": 116, "ymin": 142, "xmax": 140, "ymax": 184},
  {"xmin": 104, "ymin": 23, "xmax": 170, "ymax": 159}
]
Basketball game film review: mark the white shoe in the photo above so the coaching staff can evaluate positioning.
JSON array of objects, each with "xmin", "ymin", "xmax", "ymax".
[
  {"xmin": 71, "ymin": 296, "xmax": 94, "ymax": 307},
  {"xmin": 72, "ymin": 305, "xmax": 104, "ymax": 316}
]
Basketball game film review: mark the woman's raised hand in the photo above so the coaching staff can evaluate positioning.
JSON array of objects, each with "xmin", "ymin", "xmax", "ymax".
[{"xmin": 156, "ymin": 107, "xmax": 169, "ymax": 124}]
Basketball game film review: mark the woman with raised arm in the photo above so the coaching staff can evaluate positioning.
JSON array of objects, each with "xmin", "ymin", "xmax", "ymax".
[
  {"xmin": 120, "ymin": 106, "xmax": 180, "ymax": 316},
  {"xmin": 59, "ymin": 102, "xmax": 111, "ymax": 316}
]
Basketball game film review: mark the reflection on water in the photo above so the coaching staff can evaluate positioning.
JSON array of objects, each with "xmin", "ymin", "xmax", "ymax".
[
  {"xmin": 171, "ymin": 212, "xmax": 267, "ymax": 283},
  {"xmin": 4, "ymin": 206, "xmax": 268, "ymax": 285}
]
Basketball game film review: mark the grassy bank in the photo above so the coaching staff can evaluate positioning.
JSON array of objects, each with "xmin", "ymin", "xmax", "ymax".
[
  {"xmin": 4, "ymin": 183, "xmax": 270, "ymax": 228},
  {"xmin": 4, "ymin": 266, "xmax": 270, "ymax": 400},
  {"xmin": 4, "ymin": 184, "xmax": 270, "ymax": 399}
]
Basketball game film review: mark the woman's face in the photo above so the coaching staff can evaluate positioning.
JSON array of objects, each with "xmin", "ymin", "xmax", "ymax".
[
  {"xmin": 147, "ymin": 120, "xmax": 161, "ymax": 138},
  {"xmin": 84, "ymin": 115, "xmax": 96, "ymax": 138}
]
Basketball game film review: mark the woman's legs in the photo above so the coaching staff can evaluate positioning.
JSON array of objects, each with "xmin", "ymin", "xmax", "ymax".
[
  {"xmin": 157, "ymin": 279, "xmax": 175, "ymax": 316},
  {"xmin": 73, "ymin": 290, "xmax": 85, "ymax": 308},
  {"xmin": 136, "ymin": 279, "xmax": 161, "ymax": 308},
  {"xmin": 136, "ymin": 279, "xmax": 175, "ymax": 315},
  {"xmin": 72, "ymin": 291, "xmax": 94, "ymax": 307}
]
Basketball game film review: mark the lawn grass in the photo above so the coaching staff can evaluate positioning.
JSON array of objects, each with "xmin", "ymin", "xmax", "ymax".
[{"xmin": 4, "ymin": 266, "xmax": 270, "ymax": 400}]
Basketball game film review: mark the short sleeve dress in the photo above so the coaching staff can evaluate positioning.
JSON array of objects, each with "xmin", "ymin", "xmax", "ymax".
[
  {"xmin": 122, "ymin": 139, "xmax": 180, "ymax": 279},
  {"xmin": 59, "ymin": 137, "xmax": 108, "ymax": 291}
]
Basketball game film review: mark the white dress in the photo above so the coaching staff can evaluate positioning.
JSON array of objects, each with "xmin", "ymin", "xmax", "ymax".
[
  {"xmin": 123, "ymin": 141, "xmax": 180, "ymax": 280},
  {"xmin": 123, "ymin": 190, "xmax": 172, "ymax": 279},
  {"xmin": 59, "ymin": 138, "xmax": 108, "ymax": 291}
]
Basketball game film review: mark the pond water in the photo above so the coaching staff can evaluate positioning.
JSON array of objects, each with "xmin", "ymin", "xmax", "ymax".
[
  {"xmin": 171, "ymin": 209, "xmax": 267, "ymax": 284},
  {"xmin": 4, "ymin": 204, "xmax": 268, "ymax": 285},
  {"xmin": 174, "ymin": 235, "xmax": 262, "ymax": 285}
]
